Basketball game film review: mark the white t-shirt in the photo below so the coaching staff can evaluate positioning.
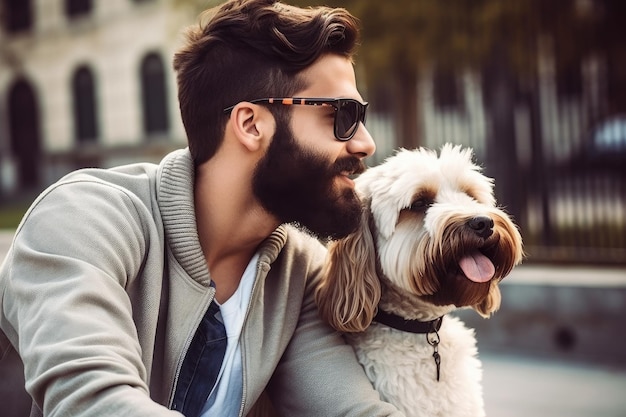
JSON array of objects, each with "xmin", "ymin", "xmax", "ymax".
[{"xmin": 199, "ymin": 253, "xmax": 259, "ymax": 417}]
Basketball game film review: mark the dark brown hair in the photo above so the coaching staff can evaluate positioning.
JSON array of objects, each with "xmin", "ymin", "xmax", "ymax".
[{"xmin": 173, "ymin": 0, "xmax": 360, "ymax": 165}]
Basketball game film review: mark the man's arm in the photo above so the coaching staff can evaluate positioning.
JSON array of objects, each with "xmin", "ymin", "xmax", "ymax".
[
  {"xmin": 266, "ymin": 236, "xmax": 404, "ymax": 417},
  {"xmin": 1, "ymin": 180, "xmax": 181, "ymax": 416}
]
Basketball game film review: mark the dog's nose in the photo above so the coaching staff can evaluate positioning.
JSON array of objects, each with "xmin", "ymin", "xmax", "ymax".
[{"xmin": 467, "ymin": 215, "xmax": 494, "ymax": 239}]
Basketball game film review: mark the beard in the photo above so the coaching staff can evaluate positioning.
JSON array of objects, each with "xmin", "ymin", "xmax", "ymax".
[{"xmin": 252, "ymin": 120, "xmax": 365, "ymax": 241}]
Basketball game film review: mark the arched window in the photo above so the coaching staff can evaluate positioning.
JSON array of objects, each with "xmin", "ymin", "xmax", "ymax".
[
  {"xmin": 65, "ymin": 0, "xmax": 92, "ymax": 19},
  {"xmin": 71, "ymin": 65, "xmax": 99, "ymax": 143},
  {"xmin": 8, "ymin": 78, "xmax": 41, "ymax": 189},
  {"xmin": 3, "ymin": 0, "xmax": 33, "ymax": 33},
  {"xmin": 140, "ymin": 52, "xmax": 169, "ymax": 136}
]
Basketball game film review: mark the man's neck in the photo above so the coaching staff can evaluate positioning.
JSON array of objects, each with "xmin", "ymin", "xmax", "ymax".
[{"xmin": 193, "ymin": 157, "xmax": 278, "ymax": 303}]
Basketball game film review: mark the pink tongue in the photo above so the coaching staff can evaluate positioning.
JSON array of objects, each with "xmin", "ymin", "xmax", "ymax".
[{"xmin": 459, "ymin": 251, "xmax": 495, "ymax": 283}]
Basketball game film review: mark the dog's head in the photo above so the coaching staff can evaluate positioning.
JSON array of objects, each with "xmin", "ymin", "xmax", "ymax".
[{"xmin": 316, "ymin": 144, "xmax": 524, "ymax": 332}]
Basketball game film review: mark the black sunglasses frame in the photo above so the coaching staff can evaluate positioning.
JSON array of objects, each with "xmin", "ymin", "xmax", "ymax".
[{"xmin": 223, "ymin": 97, "xmax": 368, "ymax": 141}]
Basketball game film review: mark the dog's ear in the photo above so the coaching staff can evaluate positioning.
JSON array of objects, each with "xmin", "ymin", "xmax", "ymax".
[
  {"xmin": 473, "ymin": 280, "xmax": 502, "ymax": 317},
  {"xmin": 315, "ymin": 207, "xmax": 381, "ymax": 333}
]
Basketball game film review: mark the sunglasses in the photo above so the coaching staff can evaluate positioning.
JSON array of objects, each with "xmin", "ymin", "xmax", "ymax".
[{"xmin": 223, "ymin": 97, "xmax": 369, "ymax": 141}]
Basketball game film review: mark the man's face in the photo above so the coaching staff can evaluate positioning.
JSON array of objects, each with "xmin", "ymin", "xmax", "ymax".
[
  {"xmin": 252, "ymin": 119, "xmax": 364, "ymax": 240},
  {"xmin": 252, "ymin": 54, "xmax": 376, "ymax": 240}
]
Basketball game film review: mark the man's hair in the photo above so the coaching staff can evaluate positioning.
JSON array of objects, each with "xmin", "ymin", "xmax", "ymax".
[{"xmin": 173, "ymin": 0, "xmax": 360, "ymax": 165}]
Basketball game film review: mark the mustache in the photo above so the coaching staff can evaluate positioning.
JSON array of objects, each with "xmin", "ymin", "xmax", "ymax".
[{"xmin": 332, "ymin": 157, "xmax": 367, "ymax": 177}]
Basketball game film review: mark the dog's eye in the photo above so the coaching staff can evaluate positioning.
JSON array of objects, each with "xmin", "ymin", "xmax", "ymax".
[{"xmin": 409, "ymin": 199, "xmax": 430, "ymax": 212}]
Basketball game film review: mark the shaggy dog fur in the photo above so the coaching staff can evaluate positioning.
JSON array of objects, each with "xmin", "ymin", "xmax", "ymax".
[{"xmin": 316, "ymin": 144, "xmax": 523, "ymax": 417}]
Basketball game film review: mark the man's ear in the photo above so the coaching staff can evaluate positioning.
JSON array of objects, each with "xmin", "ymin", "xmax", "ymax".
[{"xmin": 228, "ymin": 103, "xmax": 275, "ymax": 152}]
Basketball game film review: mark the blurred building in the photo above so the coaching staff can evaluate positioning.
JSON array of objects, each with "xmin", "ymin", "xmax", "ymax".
[{"xmin": 0, "ymin": 0, "xmax": 193, "ymax": 197}]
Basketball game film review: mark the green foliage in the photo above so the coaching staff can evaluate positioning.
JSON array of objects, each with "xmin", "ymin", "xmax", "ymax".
[
  {"xmin": 290, "ymin": 1, "xmax": 600, "ymax": 77},
  {"xmin": 0, "ymin": 204, "xmax": 28, "ymax": 230},
  {"xmin": 173, "ymin": 0, "xmax": 609, "ymax": 90}
]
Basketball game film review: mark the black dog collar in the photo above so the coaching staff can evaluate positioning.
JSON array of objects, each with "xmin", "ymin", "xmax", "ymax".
[{"xmin": 374, "ymin": 310, "xmax": 444, "ymax": 334}]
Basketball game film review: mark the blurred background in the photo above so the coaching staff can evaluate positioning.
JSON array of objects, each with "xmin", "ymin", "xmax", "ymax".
[{"xmin": 0, "ymin": 1, "xmax": 625, "ymax": 416}]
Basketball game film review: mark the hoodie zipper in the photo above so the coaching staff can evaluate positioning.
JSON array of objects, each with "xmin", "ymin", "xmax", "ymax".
[
  {"xmin": 237, "ymin": 259, "xmax": 270, "ymax": 417},
  {"xmin": 167, "ymin": 288, "xmax": 216, "ymax": 409}
]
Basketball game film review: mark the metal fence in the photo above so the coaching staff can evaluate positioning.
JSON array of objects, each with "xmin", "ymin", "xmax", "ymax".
[{"xmin": 368, "ymin": 109, "xmax": 626, "ymax": 264}]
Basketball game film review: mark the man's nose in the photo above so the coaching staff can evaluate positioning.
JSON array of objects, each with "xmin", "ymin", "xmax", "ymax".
[{"xmin": 347, "ymin": 123, "xmax": 376, "ymax": 158}]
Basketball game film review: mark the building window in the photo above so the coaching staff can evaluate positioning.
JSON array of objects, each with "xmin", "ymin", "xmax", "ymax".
[
  {"xmin": 8, "ymin": 78, "xmax": 41, "ymax": 188},
  {"xmin": 65, "ymin": 0, "xmax": 92, "ymax": 19},
  {"xmin": 433, "ymin": 66, "xmax": 461, "ymax": 110},
  {"xmin": 3, "ymin": 0, "xmax": 33, "ymax": 33},
  {"xmin": 72, "ymin": 66, "xmax": 99, "ymax": 143},
  {"xmin": 140, "ymin": 52, "xmax": 170, "ymax": 136}
]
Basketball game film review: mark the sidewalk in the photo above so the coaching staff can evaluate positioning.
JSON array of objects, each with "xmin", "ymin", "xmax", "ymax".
[{"xmin": 482, "ymin": 353, "xmax": 626, "ymax": 417}]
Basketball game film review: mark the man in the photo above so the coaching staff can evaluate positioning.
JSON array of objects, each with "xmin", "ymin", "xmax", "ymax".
[{"xmin": 0, "ymin": 0, "xmax": 404, "ymax": 416}]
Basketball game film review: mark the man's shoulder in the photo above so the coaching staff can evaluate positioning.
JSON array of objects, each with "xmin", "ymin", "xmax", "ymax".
[
  {"xmin": 36, "ymin": 164, "xmax": 158, "ymax": 220},
  {"xmin": 43, "ymin": 148, "xmax": 190, "ymax": 205},
  {"xmin": 58, "ymin": 160, "xmax": 158, "ymax": 188},
  {"xmin": 282, "ymin": 224, "xmax": 328, "ymax": 257}
]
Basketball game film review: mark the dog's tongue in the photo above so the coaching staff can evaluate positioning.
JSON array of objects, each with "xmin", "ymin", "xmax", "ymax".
[{"xmin": 459, "ymin": 251, "xmax": 495, "ymax": 283}]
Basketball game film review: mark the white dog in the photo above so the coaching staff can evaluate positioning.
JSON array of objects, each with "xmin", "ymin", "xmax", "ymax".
[{"xmin": 316, "ymin": 144, "xmax": 523, "ymax": 417}]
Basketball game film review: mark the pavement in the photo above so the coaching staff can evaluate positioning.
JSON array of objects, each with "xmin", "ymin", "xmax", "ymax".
[
  {"xmin": 2, "ymin": 230, "xmax": 626, "ymax": 416},
  {"xmin": 482, "ymin": 353, "xmax": 626, "ymax": 417}
]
